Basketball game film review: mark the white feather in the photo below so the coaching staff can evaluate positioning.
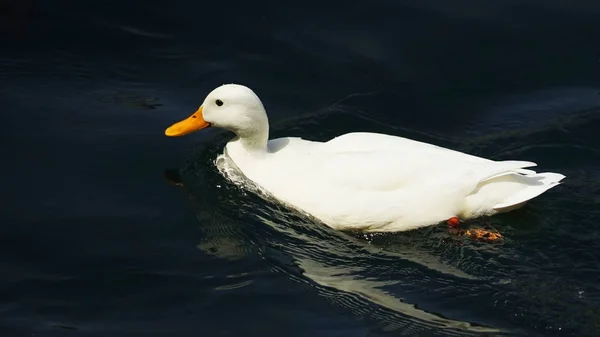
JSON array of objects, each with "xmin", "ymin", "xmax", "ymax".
[{"xmin": 170, "ymin": 84, "xmax": 565, "ymax": 232}]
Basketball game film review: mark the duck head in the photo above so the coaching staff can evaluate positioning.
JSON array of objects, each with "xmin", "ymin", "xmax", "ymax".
[{"xmin": 165, "ymin": 84, "xmax": 269, "ymax": 148}]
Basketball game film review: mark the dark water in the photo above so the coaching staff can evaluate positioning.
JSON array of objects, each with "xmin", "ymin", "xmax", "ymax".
[{"xmin": 2, "ymin": 0, "xmax": 600, "ymax": 336}]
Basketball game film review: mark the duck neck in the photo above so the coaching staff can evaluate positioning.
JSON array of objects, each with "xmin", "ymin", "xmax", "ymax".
[{"xmin": 236, "ymin": 124, "xmax": 269, "ymax": 154}]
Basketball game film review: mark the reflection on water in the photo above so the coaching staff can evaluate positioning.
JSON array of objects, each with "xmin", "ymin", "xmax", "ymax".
[
  {"xmin": 163, "ymin": 103, "xmax": 600, "ymax": 336},
  {"xmin": 164, "ymin": 165, "xmax": 504, "ymax": 337}
]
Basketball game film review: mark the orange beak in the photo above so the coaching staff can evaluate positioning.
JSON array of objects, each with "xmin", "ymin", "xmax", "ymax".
[{"xmin": 164, "ymin": 106, "xmax": 211, "ymax": 137}]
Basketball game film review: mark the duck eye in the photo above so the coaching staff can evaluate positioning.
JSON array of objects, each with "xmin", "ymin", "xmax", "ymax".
[{"xmin": 215, "ymin": 99, "xmax": 223, "ymax": 107}]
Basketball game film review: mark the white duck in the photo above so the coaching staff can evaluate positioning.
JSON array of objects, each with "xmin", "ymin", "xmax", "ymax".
[{"xmin": 165, "ymin": 84, "xmax": 565, "ymax": 232}]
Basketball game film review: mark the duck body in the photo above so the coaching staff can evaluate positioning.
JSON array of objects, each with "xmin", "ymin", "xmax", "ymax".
[
  {"xmin": 224, "ymin": 132, "xmax": 563, "ymax": 232},
  {"xmin": 166, "ymin": 84, "xmax": 565, "ymax": 233}
]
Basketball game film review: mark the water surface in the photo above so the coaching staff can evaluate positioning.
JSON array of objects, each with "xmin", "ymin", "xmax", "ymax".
[{"xmin": 2, "ymin": 1, "xmax": 600, "ymax": 336}]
